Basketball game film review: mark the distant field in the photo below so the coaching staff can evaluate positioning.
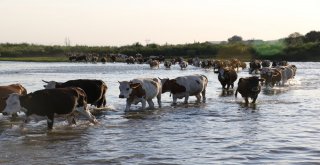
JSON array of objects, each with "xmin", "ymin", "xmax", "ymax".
[{"xmin": 0, "ymin": 56, "xmax": 68, "ymax": 62}]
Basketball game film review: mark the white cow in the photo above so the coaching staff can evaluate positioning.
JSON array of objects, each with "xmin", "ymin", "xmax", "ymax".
[
  {"xmin": 118, "ymin": 78, "xmax": 162, "ymax": 111},
  {"xmin": 161, "ymin": 74, "xmax": 208, "ymax": 105}
]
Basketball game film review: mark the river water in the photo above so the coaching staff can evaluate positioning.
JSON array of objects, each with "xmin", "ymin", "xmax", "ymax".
[{"xmin": 0, "ymin": 61, "xmax": 320, "ymax": 164}]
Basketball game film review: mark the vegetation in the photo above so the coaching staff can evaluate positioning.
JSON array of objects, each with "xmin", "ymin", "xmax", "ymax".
[{"xmin": 0, "ymin": 30, "xmax": 320, "ymax": 62}]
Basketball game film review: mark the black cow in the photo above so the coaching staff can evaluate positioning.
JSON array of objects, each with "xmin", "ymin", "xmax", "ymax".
[
  {"xmin": 43, "ymin": 79, "xmax": 108, "ymax": 108},
  {"xmin": 235, "ymin": 76, "xmax": 264, "ymax": 104},
  {"xmin": 249, "ymin": 60, "xmax": 261, "ymax": 74},
  {"xmin": 218, "ymin": 67, "xmax": 238, "ymax": 90},
  {"xmin": 2, "ymin": 88, "xmax": 97, "ymax": 130}
]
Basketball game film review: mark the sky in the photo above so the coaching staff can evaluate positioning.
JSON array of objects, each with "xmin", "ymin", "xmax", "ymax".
[{"xmin": 0, "ymin": 0, "xmax": 319, "ymax": 46}]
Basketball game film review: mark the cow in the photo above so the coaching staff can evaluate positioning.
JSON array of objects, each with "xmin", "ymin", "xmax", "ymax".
[
  {"xmin": 261, "ymin": 60, "xmax": 271, "ymax": 67},
  {"xmin": 164, "ymin": 60, "xmax": 172, "ymax": 69},
  {"xmin": 218, "ymin": 67, "xmax": 238, "ymax": 90},
  {"xmin": 276, "ymin": 65, "xmax": 296, "ymax": 85},
  {"xmin": 118, "ymin": 78, "xmax": 162, "ymax": 111},
  {"xmin": 179, "ymin": 61, "xmax": 188, "ymax": 70},
  {"xmin": 126, "ymin": 56, "xmax": 135, "ymax": 64},
  {"xmin": 213, "ymin": 60, "xmax": 223, "ymax": 73},
  {"xmin": 149, "ymin": 60, "xmax": 160, "ymax": 69},
  {"xmin": 2, "ymin": 88, "xmax": 97, "ymax": 130},
  {"xmin": 235, "ymin": 76, "xmax": 264, "ymax": 104},
  {"xmin": 161, "ymin": 74, "xmax": 208, "ymax": 105},
  {"xmin": 260, "ymin": 67, "xmax": 282, "ymax": 87},
  {"xmin": 249, "ymin": 60, "xmax": 262, "ymax": 74},
  {"xmin": 230, "ymin": 58, "xmax": 241, "ymax": 72},
  {"xmin": 0, "ymin": 84, "xmax": 27, "ymax": 116},
  {"xmin": 43, "ymin": 79, "xmax": 108, "ymax": 108}
]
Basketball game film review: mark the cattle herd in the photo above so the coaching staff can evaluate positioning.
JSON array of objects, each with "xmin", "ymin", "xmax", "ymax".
[{"xmin": 0, "ymin": 58, "xmax": 297, "ymax": 130}]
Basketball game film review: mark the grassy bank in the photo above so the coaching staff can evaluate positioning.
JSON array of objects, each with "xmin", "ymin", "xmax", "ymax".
[{"xmin": 0, "ymin": 56, "xmax": 68, "ymax": 62}]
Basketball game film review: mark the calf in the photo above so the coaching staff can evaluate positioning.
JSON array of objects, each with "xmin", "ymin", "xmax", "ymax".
[
  {"xmin": 43, "ymin": 79, "xmax": 107, "ymax": 108},
  {"xmin": 161, "ymin": 74, "xmax": 208, "ymax": 105},
  {"xmin": 0, "ymin": 84, "xmax": 27, "ymax": 115},
  {"xmin": 218, "ymin": 67, "xmax": 238, "ymax": 90},
  {"xmin": 235, "ymin": 76, "xmax": 264, "ymax": 104},
  {"xmin": 2, "ymin": 88, "xmax": 97, "ymax": 130},
  {"xmin": 118, "ymin": 78, "xmax": 162, "ymax": 111}
]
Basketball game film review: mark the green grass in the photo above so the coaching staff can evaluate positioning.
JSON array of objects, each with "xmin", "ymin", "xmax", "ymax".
[{"xmin": 0, "ymin": 56, "xmax": 68, "ymax": 62}]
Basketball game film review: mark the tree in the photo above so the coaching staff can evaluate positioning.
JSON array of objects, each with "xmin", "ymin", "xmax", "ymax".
[
  {"xmin": 304, "ymin": 31, "xmax": 320, "ymax": 43},
  {"xmin": 228, "ymin": 35, "xmax": 243, "ymax": 43},
  {"xmin": 284, "ymin": 32, "xmax": 304, "ymax": 46}
]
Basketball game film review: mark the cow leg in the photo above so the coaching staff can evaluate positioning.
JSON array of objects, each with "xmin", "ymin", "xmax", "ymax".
[
  {"xmin": 47, "ymin": 114, "xmax": 54, "ymax": 130},
  {"xmin": 125, "ymin": 99, "xmax": 132, "ymax": 111},
  {"xmin": 147, "ymin": 99, "xmax": 155, "ymax": 109},
  {"xmin": 226, "ymin": 84, "xmax": 230, "ymax": 90},
  {"xmin": 252, "ymin": 96, "xmax": 258, "ymax": 104},
  {"xmin": 184, "ymin": 94, "xmax": 189, "ymax": 104},
  {"xmin": 195, "ymin": 94, "xmax": 201, "ymax": 103},
  {"xmin": 172, "ymin": 95, "xmax": 178, "ymax": 105},
  {"xmin": 141, "ymin": 98, "xmax": 147, "ymax": 110},
  {"xmin": 202, "ymin": 89, "xmax": 206, "ymax": 103},
  {"xmin": 96, "ymin": 97, "xmax": 106, "ymax": 108},
  {"xmin": 66, "ymin": 113, "xmax": 77, "ymax": 125},
  {"xmin": 20, "ymin": 115, "xmax": 31, "ymax": 129},
  {"xmin": 244, "ymin": 97, "xmax": 249, "ymax": 105},
  {"xmin": 76, "ymin": 106, "xmax": 97, "ymax": 123},
  {"xmin": 157, "ymin": 94, "xmax": 162, "ymax": 108},
  {"xmin": 231, "ymin": 83, "xmax": 234, "ymax": 89}
]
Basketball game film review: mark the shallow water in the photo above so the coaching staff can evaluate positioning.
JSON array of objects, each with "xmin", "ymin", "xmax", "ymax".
[{"xmin": 0, "ymin": 61, "xmax": 320, "ymax": 164}]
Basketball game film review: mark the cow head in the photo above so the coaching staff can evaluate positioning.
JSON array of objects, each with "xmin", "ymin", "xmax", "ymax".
[
  {"xmin": 247, "ymin": 76, "xmax": 264, "ymax": 92},
  {"xmin": 43, "ymin": 80, "xmax": 59, "ymax": 89},
  {"xmin": 2, "ymin": 93, "xmax": 24, "ymax": 115},
  {"xmin": 118, "ymin": 81, "xmax": 142, "ymax": 98}
]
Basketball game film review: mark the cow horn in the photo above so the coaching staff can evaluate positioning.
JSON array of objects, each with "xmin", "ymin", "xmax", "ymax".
[{"xmin": 42, "ymin": 80, "xmax": 49, "ymax": 83}]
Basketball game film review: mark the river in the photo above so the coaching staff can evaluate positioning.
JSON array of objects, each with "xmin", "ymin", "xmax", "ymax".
[{"xmin": 0, "ymin": 61, "xmax": 320, "ymax": 164}]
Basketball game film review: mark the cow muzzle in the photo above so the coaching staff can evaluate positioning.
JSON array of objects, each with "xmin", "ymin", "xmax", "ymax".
[{"xmin": 2, "ymin": 112, "xmax": 9, "ymax": 116}]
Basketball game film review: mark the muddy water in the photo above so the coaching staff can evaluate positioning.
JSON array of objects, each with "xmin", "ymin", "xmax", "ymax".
[{"xmin": 0, "ymin": 61, "xmax": 320, "ymax": 164}]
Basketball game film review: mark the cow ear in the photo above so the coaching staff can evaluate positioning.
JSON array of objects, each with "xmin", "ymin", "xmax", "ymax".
[{"xmin": 130, "ymin": 83, "xmax": 141, "ymax": 89}]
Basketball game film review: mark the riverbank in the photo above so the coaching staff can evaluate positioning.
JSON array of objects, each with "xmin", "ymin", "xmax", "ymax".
[{"xmin": 0, "ymin": 56, "xmax": 68, "ymax": 62}]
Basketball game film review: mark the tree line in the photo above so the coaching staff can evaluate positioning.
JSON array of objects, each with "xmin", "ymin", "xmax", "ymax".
[{"xmin": 0, "ymin": 30, "xmax": 319, "ymax": 61}]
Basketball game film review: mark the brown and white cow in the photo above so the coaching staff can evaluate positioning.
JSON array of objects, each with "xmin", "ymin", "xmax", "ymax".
[
  {"xmin": 118, "ymin": 78, "xmax": 162, "ymax": 111},
  {"xmin": 2, "ymin": 88, "xmax": 97, "ymax": 130},
  {"xmin": 149, "ymin": 60, "xmax": 160, "ymax": 69},
  {"xmin": 0, "ymin": 84, "xmax": 27, "ymax": 115},
  {"xmin": 260, "ymin": 67, "xmax": 282, "ymax": 87},
  {"xmin": 161, "ymin": 74, "xmax": 208, "ymax": 105},
  {"xmin": 43, "ymin": 79, "xmax": 108, "ymax": 108},
  {"xmin": 218, "ymin": 67, "xmax": 238, "ymax": 90},
  {"xmin": 235, "ymin": 76, "xmax": 264, "ymax": 104},
  {"xmin": 276, "ymin": 65, "xmax": 297, "ymax": 85}
]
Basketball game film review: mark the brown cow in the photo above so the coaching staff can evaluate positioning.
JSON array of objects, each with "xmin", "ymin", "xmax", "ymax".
[
  {"xmin": 0, "ymin": 84, "xmax": 27, "ymax": 115},
  {"xmin": 235, "ymin": 76, "xmax": 264, "ymax": 104}
]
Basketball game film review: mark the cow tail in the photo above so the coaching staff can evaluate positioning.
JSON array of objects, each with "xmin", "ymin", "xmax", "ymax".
[{"xmin": 235, "ymin": 88, "xmax": 238, "ymax": 98}]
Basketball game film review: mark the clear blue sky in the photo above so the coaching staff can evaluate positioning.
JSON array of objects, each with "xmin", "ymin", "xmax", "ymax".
[{"xmin": 0, "ymin": 0, "xmax": 319, "ymax": 46}]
